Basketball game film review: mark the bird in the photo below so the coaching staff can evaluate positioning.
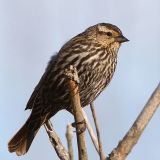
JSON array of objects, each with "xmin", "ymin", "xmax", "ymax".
[{"xmin": 8, "ymin": 23, "xmax": 128, "ymax": 156}]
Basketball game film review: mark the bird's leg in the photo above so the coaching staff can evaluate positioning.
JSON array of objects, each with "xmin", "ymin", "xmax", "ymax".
[{"xmin": 71, "ymin": 119, "xmax": 86, "ymax": 134}]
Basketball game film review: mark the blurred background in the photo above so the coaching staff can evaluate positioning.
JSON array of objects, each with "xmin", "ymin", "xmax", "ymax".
[{"xmin": 0, "ymin": 0, "xmax": 160, "ymax": 159}]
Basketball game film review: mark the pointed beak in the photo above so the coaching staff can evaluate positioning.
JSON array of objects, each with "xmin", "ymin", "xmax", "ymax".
[{"xmin": 115, "ymin": 35, "xmax": 129, "ymax": 43}]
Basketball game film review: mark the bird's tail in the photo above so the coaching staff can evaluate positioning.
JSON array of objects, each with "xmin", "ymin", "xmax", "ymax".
[{"xmin": 8, "ymin": 115, "xmax": 43, "ymax": 156}]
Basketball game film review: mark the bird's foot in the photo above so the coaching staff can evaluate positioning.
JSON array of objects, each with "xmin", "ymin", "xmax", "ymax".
[{"xmin": 71, "ymin": 119, "xmax": 86, "ymax": 134}]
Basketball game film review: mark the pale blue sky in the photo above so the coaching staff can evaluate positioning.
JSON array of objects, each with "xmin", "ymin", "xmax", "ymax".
[{"xmin": 1, "ymin": 0, "xmax": 160, "ymax": 160}]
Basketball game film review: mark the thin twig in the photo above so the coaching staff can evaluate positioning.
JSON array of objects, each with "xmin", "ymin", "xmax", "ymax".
[
  {"xmin": 66, "ymin": 124, "xmax": 74, "ymax": 160},
  {"xmin": 65, "ymin": 65, "xmax": 88, "ymax": 160},
  {"xmin": 44, "ymin": 120, "xmax": 69, "ymax": 160},
  {"xmin": 82, "ymin": 110, "xmax": 99, "ymax": 153},
  {"xmin": 82, "ymin": 110, "xmax": 106, "ymax": 158},
  {"xmin": 90, "ymin": 102, "xmax": 105, "ymax": 160},
  {"xmin": 108, "ymin": 82, "xmax": 160, "ymax": 160}
]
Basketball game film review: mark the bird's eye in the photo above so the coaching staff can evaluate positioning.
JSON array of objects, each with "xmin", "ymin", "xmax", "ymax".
[{"xmin": 106, "ymin": 32, "xmax": 112, "ymax": 37}]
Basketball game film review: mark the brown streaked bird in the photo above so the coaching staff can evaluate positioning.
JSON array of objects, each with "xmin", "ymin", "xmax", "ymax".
[{"xmin": 8, "ymin": 23, "xmax": 128, "ymax": 155}]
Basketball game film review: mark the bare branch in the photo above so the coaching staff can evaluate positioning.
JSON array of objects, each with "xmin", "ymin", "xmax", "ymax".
[
  {"xmin": 90, "ymin": 102, "xmax": 105, "ymax": 160},
  {"xmin": 66, "ymin": 124, "xmax": 74, "ymax": 160},
  {"xmin": 44, "ymin": 120, "xmax": 69, "ymax": 160},
  {"xmin": 108, "ymin": 82, "xmax": 160, "ymax": 160},
  {"xmin": 65, "ymin": 65, "xmax": 88, "ymax": 160}
]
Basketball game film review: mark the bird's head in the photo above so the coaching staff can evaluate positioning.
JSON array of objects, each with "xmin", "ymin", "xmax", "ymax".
[{"xmin": 85, "ymin": 23, "xmax": 129, "ymax": 48}]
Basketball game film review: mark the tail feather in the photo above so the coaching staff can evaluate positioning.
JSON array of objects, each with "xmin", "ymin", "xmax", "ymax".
[
  {"xmin": 8, "ymin": 118, "xmax": 40, "ymax": 156},
  {"xmin": 8, "ymin": 106, "xmax": 59, "ymax": 156}
]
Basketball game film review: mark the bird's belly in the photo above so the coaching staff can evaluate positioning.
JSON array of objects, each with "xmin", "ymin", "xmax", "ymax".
[
  {"xmin": 48, "ymin": 59, "xmax": 116, "ymax": 111},
  {"xmin": 79, "ymin": 68, "xmax": 114, "ymax": 107}
]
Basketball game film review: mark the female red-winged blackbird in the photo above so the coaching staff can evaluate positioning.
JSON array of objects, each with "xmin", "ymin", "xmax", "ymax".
[{"xmin": 8, "ymin": 23, "xmax": 128, "ymax": 155}]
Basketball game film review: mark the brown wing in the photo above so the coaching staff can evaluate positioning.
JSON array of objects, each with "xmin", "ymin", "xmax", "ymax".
[{"xmin": 25, "ymin": 55, "xmax": 57, "ymax": 110}]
